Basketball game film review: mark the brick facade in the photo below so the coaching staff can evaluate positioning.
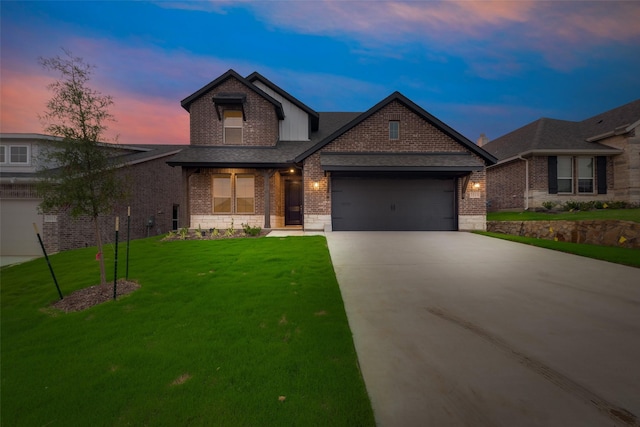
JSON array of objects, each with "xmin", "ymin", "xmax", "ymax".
[
  {"xmin": 42, "ymin": 155, "xmax": 183, "ymax": 253},
  {"xmin": 488, "ymin": 154, "xmax": 619, "ymax": 211},
  {"xmin": 302, "ymin": 101, "xmax": 488, "ymax": 229},
  {"xmin": 188, "ymin": 78, "xmax": 279, "ymax": 147}
]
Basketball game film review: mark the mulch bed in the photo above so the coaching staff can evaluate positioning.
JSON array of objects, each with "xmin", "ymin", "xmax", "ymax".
[{"xmin": 52, "ymin": 280, "xmax": 140, "ymax": 313}]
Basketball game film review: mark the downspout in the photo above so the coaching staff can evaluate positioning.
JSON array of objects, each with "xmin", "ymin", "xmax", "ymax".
[{"xmin": 518, "ymin": 155, "xmax": 529, "ymax": 211}]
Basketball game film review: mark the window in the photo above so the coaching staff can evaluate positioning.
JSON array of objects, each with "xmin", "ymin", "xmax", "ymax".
[
  {"xmin": 224, "ymin": 110, "xmax": 243, "ymax": 144},
  {"xmin": 235, "ymin": 175, "xmax": 255, "ymax": 213},
  {"xmin": 557, "ymin": 156, "xmax": 573, "ymax": 193},
  {"xmin": 389, "ymin": 121, "xmax": 399, "ymax": 140},
  {"xmin": 2, "ymin": 145, "xmax": 29, "ymax": 164},
  {"xmin": 212, "ymin": 175, "xmax": 232, "ymax": 213},
  {"xmin": 577, "ymin": 157, "xmax": 594, "ymax": 193}
]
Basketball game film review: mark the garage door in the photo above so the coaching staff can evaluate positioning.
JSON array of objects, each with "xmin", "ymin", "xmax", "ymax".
[
  {"xmin": 0, "ymin": 199, "xmax": 42, "ymax": 256},
  {"xmin": 331, "ymin": 175, "xmax": 456, "ymax": 231}
]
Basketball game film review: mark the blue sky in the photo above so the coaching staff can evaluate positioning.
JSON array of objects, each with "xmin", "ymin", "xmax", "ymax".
[{"xmin": 2, "ymin": 1, "xmax": 639, "ymax": 145}]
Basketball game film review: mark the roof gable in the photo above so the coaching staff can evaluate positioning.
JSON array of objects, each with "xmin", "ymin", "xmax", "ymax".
[
  {"xmin": 180, "ymin": 69, "xmax": 284, "ymax": 119},
  {"xmin": 295, "ymin": 91, "xmax": 496, "ymax": 164},
  {"xmin": 246, "ymin": 72, "xmax": 319, "ymax": 131},
  {"xmin": 483, "ymin": 100, "xmax": 639, "ymax": 161}
]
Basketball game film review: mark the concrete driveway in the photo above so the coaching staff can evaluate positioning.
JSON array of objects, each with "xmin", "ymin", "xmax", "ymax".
[{"xmin": 325, "ymin": 232, "xmax": 640, "ymax": 427}]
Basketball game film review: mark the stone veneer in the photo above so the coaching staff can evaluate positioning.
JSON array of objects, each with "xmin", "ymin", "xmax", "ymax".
[{"xmin": 487, "ymin": 220, "xmax": 640, "ymax": 249}]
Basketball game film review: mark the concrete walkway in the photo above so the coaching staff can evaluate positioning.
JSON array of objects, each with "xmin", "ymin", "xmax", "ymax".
[{"xmin": 325, "ymin": 231, "xmax": 640, "ymax": 427}]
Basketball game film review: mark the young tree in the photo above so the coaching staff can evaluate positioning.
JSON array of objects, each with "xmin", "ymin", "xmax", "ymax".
[{"xmin": 38, "ymin": 49, "xmax": 126, "ymax": 285}]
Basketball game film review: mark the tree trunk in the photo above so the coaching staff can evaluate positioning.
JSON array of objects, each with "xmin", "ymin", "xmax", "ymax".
[{"xmin": 94, "ymin": 216, "xmax": 106, "ymax": 285}]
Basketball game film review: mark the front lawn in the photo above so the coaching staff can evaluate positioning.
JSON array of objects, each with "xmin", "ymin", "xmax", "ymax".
[
  {"xmin": 1, "ymin": 236, "xmax": 375, "ymax": 426},
  {"xmin": 475, "ymin": 232, "xmax": 640, "ymax": 268},
  {"xmin": 487, "ymin": 208, "xmax": 640, "ymax": 223}
]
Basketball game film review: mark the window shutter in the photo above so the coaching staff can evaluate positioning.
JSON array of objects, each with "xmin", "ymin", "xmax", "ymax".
[
  {"xmin": 548, "ymin": 156, "xmax": 558, "ymax": 194},
  {"xmin": 597, "ymin": 156, "xmax": 607, "ymax": 194}
]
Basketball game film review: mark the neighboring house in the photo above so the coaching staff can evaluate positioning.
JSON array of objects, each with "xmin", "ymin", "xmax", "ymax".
[
  {"xmin": 167, "ymin": 69, "xmax": 496, "ymax": 232},
  {"xmin": 483, "ymin": 100, "xmax": 640, "ymax": 211},
  {"xmin": 0, "ymin": 133, "xmax": 184, "ymax": 257}
]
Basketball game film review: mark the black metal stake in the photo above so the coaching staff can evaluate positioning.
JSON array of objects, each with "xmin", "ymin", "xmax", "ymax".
[
  {"xmin": 33, "ymin": 223, "xmax": 63, "ymax": 300},
  {"xmin": 126, "ymin": 206, "xmax": 131, "ymax": 280},
  {"xmin": 113, "ymin": 217, "xmax": 119, "ymax": 301}
]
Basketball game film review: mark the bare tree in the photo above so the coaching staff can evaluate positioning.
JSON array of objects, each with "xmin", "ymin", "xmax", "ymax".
[{"xmin": 38, "ymin": 49, "xmax": 125, "ymax": 285}]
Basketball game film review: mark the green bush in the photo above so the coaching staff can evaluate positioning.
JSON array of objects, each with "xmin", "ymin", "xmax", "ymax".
[
  {"xmin": 542, "ymin": 201, "xmax": 557, "ymax": 210},
  {"xmin": 242, "ymin": 223, "xmax": 262, "ymax": 236}
]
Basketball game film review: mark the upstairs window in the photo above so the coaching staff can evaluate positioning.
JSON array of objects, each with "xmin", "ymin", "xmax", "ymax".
[
  {"xmin": 557, "ymin": 156, "xmax": 573, "ymax": 193},
  {"xmin": 577, "ymin": 157, "xmax": 594, "ymax": 193},
  {"xmin": 389, "ymin": 121, "xmax": 399, "ymax": 140},
  {"xmin": 224, "ymin": 110, "xmax": 243, "ymax": 145},
  {"xmin": 2, "ymin": 145, "xmax": 29, "ymax": 164}
]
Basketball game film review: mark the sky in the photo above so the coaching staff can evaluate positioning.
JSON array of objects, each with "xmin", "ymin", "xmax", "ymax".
[{"xmin": 1, "ymin": 1, "xmax": 639, "ymax": 146}]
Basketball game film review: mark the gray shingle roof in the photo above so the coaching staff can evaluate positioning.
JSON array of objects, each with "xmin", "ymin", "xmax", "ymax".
[
  {"xmin": 320, "ymin": 152, "xmax": 485, "ymax": 172},
  {"xmin": 483, "ymin": 99, "xmax": 639, "ymax": 161},
  {"xmin": 166, "ymin": 141, "xmax": 316, "ymax": 167}
]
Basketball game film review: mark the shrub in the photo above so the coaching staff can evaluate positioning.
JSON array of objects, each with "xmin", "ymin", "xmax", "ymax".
[
  {"xmin": 542, "ymin": 201, "xmax": 557, "ymax": 210},
  {"xmin": 179, "ymin": 227, "xmax": 189, "ymax": 240},
  {"xmin": 242, "ymin": 223, "xmax": 262, "ymax": 236}
]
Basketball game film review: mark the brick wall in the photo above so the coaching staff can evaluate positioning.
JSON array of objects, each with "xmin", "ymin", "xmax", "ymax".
[
  {"xmin": 487, "ymin": 159, "xmax": 526, "ymax": 211},
  {"xmin": 188, "ymin": 77, "xmax": 279, "ymax": 146},
  {"xmin": 42, "ymin": 156, "xmax": 183, "ymax": 253},
  {"xmin": 303, "ymin": 101, "xmax": 488, "ymax": 223}
]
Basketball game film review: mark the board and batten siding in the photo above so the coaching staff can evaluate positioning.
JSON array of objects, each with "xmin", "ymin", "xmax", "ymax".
[{"xmin": 252, "ymin": 81, "xmax": 310, "ymax": 141}]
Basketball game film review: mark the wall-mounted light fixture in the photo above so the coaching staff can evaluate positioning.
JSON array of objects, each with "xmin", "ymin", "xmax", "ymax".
[
  {"xmin": 472, "ymin": 182, "xmax": 481, "ymax": 190},
  {"xmin": 289, "ymin": 168, "xmax": 295, "ymax": 174},
  {"xmin": 313, "ymin": 181, "xmax": 320, "ymax": 190}
]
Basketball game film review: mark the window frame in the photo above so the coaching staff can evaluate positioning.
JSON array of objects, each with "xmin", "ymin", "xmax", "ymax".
[
  {"xmin": 556, "ymin": 156, "xmax": 573, "ymax": 194},
  {"xmin": 223, "ymin": 110, "xmax": 243, "ymax": 145},
  {"xmin": 0, "ymin": 145, "xmax": 6, "ymax": 164},
  {"xmin": 212, "ymin": 174, "xmax": 232, "ymax": 213},
  {"xmin": 577, "ymin": 156, "xmax": 594, "ymax": 194},
  {"xmin": 235, "ymin": 174, "xmax": 255, "ymax": 214},
  {"xmin": 2, "ymin": 145, "xmax": 30, "ymax": 165},
  {"xmin": 389, "ymin": 121, "xmax": 400, "ymax": 140}
]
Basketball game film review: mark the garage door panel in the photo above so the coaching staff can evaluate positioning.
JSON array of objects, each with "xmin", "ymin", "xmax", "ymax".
[
  {"xmin": 332, "ymin": 176, "xmax": 456, "ymax": 231},
  {"xmin": 1, "ymin": 199, "xmax": 43, "ymax": 256}
]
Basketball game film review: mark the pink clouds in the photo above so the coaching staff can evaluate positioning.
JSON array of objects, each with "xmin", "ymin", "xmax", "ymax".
[
  {"xmin": 0, "ymin": 66, "xmax": 188, "ymax": 145},
  {"xmin": 218, "ymin": 0, "xmax": 640, "ymax": 70}
]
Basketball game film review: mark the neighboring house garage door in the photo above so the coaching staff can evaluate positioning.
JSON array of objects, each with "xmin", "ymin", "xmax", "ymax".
[
  {"xmin": 331, "ymin": 175, "xmax": 456, "ymax": 231},
  {"xmin": 0, "ymin": 199, "xmax": 42, "ymax": 256}
]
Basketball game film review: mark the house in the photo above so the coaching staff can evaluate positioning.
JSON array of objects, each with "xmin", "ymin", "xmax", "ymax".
[
  {"xmin": 483, "ymin": 100, "xmax": 640, "ymax": 211},
  {"xmin": 167, "ymin": 69, "xmax": 496, "ymax": 232},
  {"xmin": 0, "ymin": 133, "xmax": 185, "ymax": 258}
]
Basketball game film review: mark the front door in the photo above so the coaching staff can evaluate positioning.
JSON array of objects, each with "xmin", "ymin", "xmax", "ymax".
[{"xmin": 285, "ymin": 179, "xmax": 302, "ymax": 225}]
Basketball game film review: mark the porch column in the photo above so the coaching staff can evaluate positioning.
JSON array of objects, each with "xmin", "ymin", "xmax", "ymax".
[{"xmin": 262, "ymin": 169, "xmax": 275, "ymax": 229}]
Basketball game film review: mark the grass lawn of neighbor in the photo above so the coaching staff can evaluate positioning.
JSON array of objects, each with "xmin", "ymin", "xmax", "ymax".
[
  {"xmin": 1, "ymin": 236, "xmax": 375, "ymax": 426},
  {"xmin": 487, "ymin": 208, "xmax": 640, "ymax": 223}
]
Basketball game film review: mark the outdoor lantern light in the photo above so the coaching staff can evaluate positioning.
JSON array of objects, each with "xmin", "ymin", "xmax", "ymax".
[
  {"xmin": 472, "ymin": 182, "xmax": 481, "ymax": 189},
  {"xmin": 313, "ymin": 181, "xmax": 320, "ymax": 190}
]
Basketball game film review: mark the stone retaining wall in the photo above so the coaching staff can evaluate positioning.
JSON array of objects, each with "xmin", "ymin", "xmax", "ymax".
[{"xmin": 487, "ymin": 220, "xmax": 640, "ymax": 249}]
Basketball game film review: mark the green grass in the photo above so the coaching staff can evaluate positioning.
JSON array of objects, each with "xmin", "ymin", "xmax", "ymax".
[
  {"xmin": 475, "ymin": 231, "xmax": 640, "ymax": 268},
  {"xmin": 487, "ymin": 208, "xmax": 640, "ymax": 223},
  {"xmin": 1, "ymin": 236, "xmax": 375, "ymax": 426}
]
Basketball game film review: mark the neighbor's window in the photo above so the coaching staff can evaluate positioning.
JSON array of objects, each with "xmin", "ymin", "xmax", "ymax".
[
  {"xmin": 235, "ymin": 175, "xmax": 255, "ymax": 213},
  {"xmin": 557, "ymin": 156, "xmax": 573, "ymax": 193},
  {"xmin": 0, "ymin": 146, "xmax": 5, "ymax": 163},
  {"xmin": 212, "ymin": 175, "xmax": 232, "ymax": 213},
  {"xmin": 9, "ymin": 145, "xmax": 29, "ymax": 164},
  {"xmin": 389, "ymin": 121, "xmax": 399, "ymax": 140},
  {"xmin": 224, "ymin": 110, "xmax": 243, "ymax": 144},
  {"xmin": 577, "ymin": 157, "xmax": 594, "ymax": 193}
]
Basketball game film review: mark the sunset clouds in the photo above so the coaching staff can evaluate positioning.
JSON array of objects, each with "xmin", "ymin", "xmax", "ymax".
[{"xmin": 1, "ymin": 1, "xmax": 638, "ymax": 144}]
